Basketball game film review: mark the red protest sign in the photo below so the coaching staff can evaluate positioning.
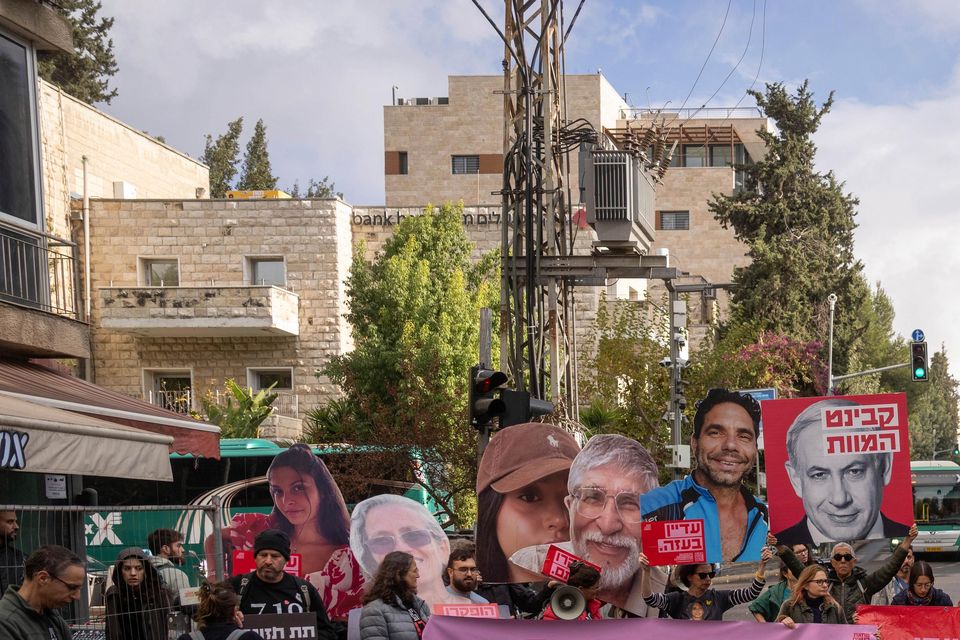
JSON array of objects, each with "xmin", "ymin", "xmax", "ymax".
[
  {"xmin": 433, "ymin": 603, "xmax": 501, "ymax": 618},
  {"xmin": 641, "ymin": 519, "xmax": 706, "ymax": 566},
  {"xmin": 858, "ymin": 605, "xmax": 960, "ymax": 640},
  {"xmin": 231, "ymin": 550, "xmax": 303, "ymax": 577},
  {"xmin": 540, "ymin": 544, "xmax": 600, "ymax": 582}
]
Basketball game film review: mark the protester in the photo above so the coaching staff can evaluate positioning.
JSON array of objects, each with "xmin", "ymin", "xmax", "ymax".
[
  {"xmin": 104, "ymin": 547, "xmax": 171, "ymax": 640},
  {"xmin": 359, "ymin": 551, "xmax": 431, "ymax": 640},
  {"xmin": 350, "ymin": 494, "xmax": 456, "ymax": 606},
  {"xmin": 540, "ymin": 561, "xmax": 603, "ymax": 621},
  {"xmin": 777, "ymin": 565, "xmax": 843, "ymax": 627},
  {"xmin": 872, "ymin": 545, "xmax": 913, "ymax": 605},
  {"xmin": 641, "ymin": 389, "xmax": 768, "ymax": 563},
  {"xmin": 778, "ymin": 524, "xmax": 918, "ymax": 623},
  {"xmin": 229, "ymin": 529, "xmax": 337, "ymax": 640},
  {"xmin": 445, "ymin": 545, "xmax": 488, "ymax": 604},
  {"xmin": 147, "ymin": 528, "xmax": 191, "ymax": 605},
  {"xmin": 0, "ymin": 510, "xmax": 24, "ymax": 596},
  {"xmin": 792, "ymin": 543, "xmax": 815, "ymax": 567},
  {"xmin": 890, "ymin": 561, "xmax": 952, "ymax": 606},
  {"xmin": 475, "ymin": 422, "xmax": 580, "ymax": 582},
  {"xmin": 750, "ymin": 562, "xmax": 796, "ymax": 623},
  {"xmin": 640, "ymin": 547, "xmax": 773, "ymax": 620},
  {"xmin": 0, "ymin": 544, "xmax": 84, "ymax": 640},
  {"xmin": 210, "ymin": 444, "xmax": 363, "ymax": 619},
  {"xmin": 176, "ymin": 581, "xmax": 263, "ymax": 640}
]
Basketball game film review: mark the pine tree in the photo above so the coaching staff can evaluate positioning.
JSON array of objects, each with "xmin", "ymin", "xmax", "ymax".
[
  {"xmin": 37, "ymin": 0, "xmax": 119, "ymax": 104},
  {"xmin": 201, "ymin": 117, "xmax": 243, "ymax": 198},
  {"xmin": 237, "ymin": 119, "xmax": 277, "ymax": 190},
  {"xmin": 709, "ymin": 81, "xmax": 868, "ymax": 375}
]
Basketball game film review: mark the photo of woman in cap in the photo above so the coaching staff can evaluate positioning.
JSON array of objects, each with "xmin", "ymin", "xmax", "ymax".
[
  {"xmin": 206, "ymin": 444, "xmax": 363, "ymax": 620},
  {"xmin": 475, "ymin": 422, "xmax": 581, "ymax": 583}
]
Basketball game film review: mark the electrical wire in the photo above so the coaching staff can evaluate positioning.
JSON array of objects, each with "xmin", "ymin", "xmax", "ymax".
[
  {"xmin": 687, "ymin": 0, "xmax": 757, "ymax": 121},
  {"xmin": 669, "ymin": 0, "xmax": 734, "ymax": 124},
  {"xmin": 725, "ymin": 0, "xmax": 767, "ymax": 119}
]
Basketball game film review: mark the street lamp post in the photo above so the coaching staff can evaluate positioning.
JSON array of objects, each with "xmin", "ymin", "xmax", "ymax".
[{"xmin": 827, "ymin": 293, "xmax": 837, "ymax": 395}]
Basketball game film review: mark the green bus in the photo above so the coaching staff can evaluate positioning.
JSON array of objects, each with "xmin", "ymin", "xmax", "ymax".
[
  {"xmin": 79, "ymin": 438, "xmax": 443, "ymax": 573},
  {"xmin": 896, "ymin": 460, "xmax": 960, "ymax": 553}
]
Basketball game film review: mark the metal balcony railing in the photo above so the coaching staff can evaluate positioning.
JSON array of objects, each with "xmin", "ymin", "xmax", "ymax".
[
  {"xmin": 621, "ymin": 106, "xmax": 763, "ymax": 120},
  {"xmin": 146, "ymin": 389, "xmax": 194, "ymax": 414},
  {"xmin": 0, "ymin": 219, "xmax": 81, "ymax": 320}
]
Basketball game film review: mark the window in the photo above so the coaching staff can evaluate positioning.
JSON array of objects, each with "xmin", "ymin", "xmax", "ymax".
[
  {"xmin": 141, "ymin": 258, "xmax": 179, "ymax": 286},
  {"xmin": 248, "ymin": 368, "xmax": 293, "ymax": 391},
  {"xmin": 246, "ymin": 257, "xmax": 285, "ymax": 286},
  {"xmin": 734, "ymin": 144, "xmax": 751, "ymax": 193},
  {"xmin": 0, "ymin": 31, "xmax": 40, "ymax": 226},
  {"xmin": 709, "ymin": 144, "xmax": 733, "ymax": 167},
  {"xmin": 682, "ymin": 145, "xmax": 705, "ymax": 168},
  {"xmin": 399, "ymin": 151, "xmax": 408, "ymax": 175},
  {"xmin": 658, "ymin": 211, "xmax": 690, "ymax": 231},
  {"xmin": 144, "ymin": 370, "xmax": 192, "ymax": 414},
  {"xmin": 452, "ymin": 155, "xmax": 480, "ymax": 175}
]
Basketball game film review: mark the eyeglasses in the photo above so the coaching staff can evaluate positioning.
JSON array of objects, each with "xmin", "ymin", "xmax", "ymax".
[
  {"xmin": 810, "ymin": 579, "xmax": 830, "ymax": 586},
  {"xmin": 366, "ymin": 529, "xmax": 434, "ymax": 555},
  {"xmin": 455, "ymin": 567, "xmax": 480, "ymax": 574},
  {"xmin": 913, "ymin": 581, "xmax": 933, "ymax": 590},
  {"xmin": 696, "ymin": 571, "xmax": 716, "ymax": 580},
  {"xmin": 572, "ymin": 487, "xmax": 642, "ymax": 524},
  {"xmin": 833, "ymin": 553, "xmax": 855, "ymax": 562},
  {"xmin": 51, "ymin": 574, "xmax": 84, "ymax": 592}
]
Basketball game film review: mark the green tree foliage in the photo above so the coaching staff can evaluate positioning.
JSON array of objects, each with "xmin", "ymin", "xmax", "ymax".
[
  {"xmin": 320, "ymin": 202, "xmax": 499, "ymax": 527},
  {"xmin": 288, "ymin": 177, "xmax": 343, "ymax": 199},
  {"xmin": 237, "ymin": 119, "xmax": 277, "ymax": 190},
  {"xmin": 907, "ymin": 350, "xmax": 960, "ymax": 459},
  {"xmin": 200, "ymin": 379, "xmax": 277, "ymax": 439},
  {"xmin": 38, "ymin": 0, "xmax": 118, "ymax": 104},
  {"xmin": 201, "ymin": 117, "xmax": 243, "ymax": 198},
  {"xmin": 710, "ymin": 81, "xmax": 868, "ymax": 377}
]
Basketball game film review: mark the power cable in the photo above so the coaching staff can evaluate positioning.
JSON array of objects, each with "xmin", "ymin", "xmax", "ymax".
[
  {"xmin": 724, "ymin": 0, "xmax": 767, "ymax": 120},
  {"xmin": 669, "ymin": 0, "xmax": 734, "ymax": 125}
]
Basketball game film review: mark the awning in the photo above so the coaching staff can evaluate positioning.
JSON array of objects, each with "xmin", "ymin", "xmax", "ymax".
[
  {"xmin": 0, "ymin": 360, "xmax": 220, "ymax": 459},
  {"xmin": 0, "ymin": 394, "xmax": 173, "ymax": 481}
]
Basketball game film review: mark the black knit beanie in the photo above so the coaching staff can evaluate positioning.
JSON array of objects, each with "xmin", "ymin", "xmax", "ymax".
[{"xmin": 253, "ymin": 529, "xmax": 291, "ymax": 560}]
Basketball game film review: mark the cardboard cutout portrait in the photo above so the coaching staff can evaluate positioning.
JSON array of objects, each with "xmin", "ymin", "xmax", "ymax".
[
  {"xmin": 349, "ymin": 494, "xmax": 455, "ymax": 608},
  {"xmin": 508, "ymin": 434, "xmax": 669, "ymax": 616},
  {"xmin": 763, "ymin": 393, "xmax": 913, "ymax": 545},
  {"xmin": 474, "ymin": 422, "xmax": 580, "ymax": 584},
  {"xmin": 206, "ymin": 444, "xmax": 364, "ymax": 621}
]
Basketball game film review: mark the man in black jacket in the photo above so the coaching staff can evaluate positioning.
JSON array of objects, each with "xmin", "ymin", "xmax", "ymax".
[
  {"xmin": 0, "ymin": 511, "xmax": 24, "ymax": 595},
  {"xmin": 229, "ymin": 529, "xmax": 337, "ymax": 640}
]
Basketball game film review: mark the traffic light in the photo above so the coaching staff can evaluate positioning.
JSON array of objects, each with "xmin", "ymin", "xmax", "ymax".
[
  {"xmin": 500, "ymin": 389, "xmax": 555, "ymax": 428},
  {"xmin": 953, "ymin": 443, "xmax": 959, "ymax": 456},
  {"xmin": 469, "ymin": 366, "xmax": 507, "ymax": 429},
  {"xmin": 911, "ymin": 341, "xmax": 929, "ymax": 382}
]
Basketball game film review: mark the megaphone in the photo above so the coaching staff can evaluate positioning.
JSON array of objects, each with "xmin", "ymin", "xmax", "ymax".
[{"xmin": 550, "ymin": 585, "xmax": 587, "ymax": 620}]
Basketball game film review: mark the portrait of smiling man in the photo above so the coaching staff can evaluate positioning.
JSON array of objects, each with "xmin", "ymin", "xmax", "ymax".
[
  {"xmin": 641, "ymin": 388, "xmax": 768, "ymax": 563},
  {"xmin": 777, "ymin": 397, "xmax": 910, "ymax": 545}
]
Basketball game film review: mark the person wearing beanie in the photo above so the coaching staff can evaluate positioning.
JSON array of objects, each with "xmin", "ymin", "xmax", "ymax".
[
  {"xmin": 105, "ymin": 547, "xmax": 170, "ymax": 640},
  {"xmin": 229, "ymin": 530, "xmax": 338, "ymax": 640}
]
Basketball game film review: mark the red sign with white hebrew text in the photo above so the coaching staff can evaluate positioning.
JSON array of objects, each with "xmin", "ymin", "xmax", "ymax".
[{"xmin": 641, "ymin": 519, "xmax": 707, "ymax": 566}]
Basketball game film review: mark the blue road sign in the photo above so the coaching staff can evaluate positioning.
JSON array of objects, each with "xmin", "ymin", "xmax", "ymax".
[{"xmin": 912, "ymin": 329, "xmax": 925, "ymax": 342}]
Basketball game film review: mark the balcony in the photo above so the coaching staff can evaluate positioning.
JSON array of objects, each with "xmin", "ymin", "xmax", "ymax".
[
  {"xmin": 145, "ymin": 389, "xmax": 299, "ymax": 419},
  {"xmin": 99, "ymin": 285, "xmax": 299, "ymax": 337},
  {"xmin": 0, "ymin": 219, "xmax": 89, "ymax": 358}
]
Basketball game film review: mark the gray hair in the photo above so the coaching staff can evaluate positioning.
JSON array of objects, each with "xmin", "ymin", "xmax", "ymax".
[
  {"xmin": 785, "ymin": 398, "xmax": 891, "ymax": 471},
  {"xmin": 349, "ymin": 494, "xmax": 446, "ymax": 576},
  {"xmin": 568, "ymin": 434, "xmax": 659, "ymax": 494}
]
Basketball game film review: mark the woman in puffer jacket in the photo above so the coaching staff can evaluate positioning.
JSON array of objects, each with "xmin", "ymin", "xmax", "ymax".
[
  {"xmin": 360, "ymin": 551, "xmax": 431, "ymax": 640},
  {"xmin": 891, "ymin": 561, "xmax": 953, "ymax": 606},
  {"xmin": 778, "ymin": 565, "xmax": 844, "ymax": 628}
]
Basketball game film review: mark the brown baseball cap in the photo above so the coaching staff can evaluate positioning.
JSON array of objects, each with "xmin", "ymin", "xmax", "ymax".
[{"xmin": 477, "ymin": 422, "xmax": 581, "ymax": 494}]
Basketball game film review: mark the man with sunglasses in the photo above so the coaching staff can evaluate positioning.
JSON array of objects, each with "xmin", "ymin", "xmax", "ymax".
[
  {"xmin": 0, "ymin": 544, "xmax": 84, "ymax": 640},
  {"xmin": 641, "ymin": 388, "xmax": 768, "ymax": 563},
  {"xmin": 777, "ymin": 524, "xmax": 917, "ymax": 623}
]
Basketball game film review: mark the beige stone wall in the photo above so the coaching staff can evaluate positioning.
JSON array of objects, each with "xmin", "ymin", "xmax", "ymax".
[
  {"xmin": 38, "ymin": 79, "xmax": 209, "ymax": 241},
  {"xmin": 86, "ymin": 198, "xmax": 351, "ymax": 423}
]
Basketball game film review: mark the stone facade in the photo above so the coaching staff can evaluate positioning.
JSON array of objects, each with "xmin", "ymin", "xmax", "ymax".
[{"xmin": 87, "ymin": 198, "xmax": 353, "ymax": 427}]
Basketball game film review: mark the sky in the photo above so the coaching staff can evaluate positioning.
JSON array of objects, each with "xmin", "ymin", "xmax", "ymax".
[{"xmin": 97, "ymin": 0, "xmax": 960, "ymax": 378}]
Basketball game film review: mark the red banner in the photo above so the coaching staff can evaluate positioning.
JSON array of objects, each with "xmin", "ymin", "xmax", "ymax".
[
  {"xmin": 761, "ymin": 393, "xmax": 913, "ymax": 545},
  {"xmin": 433, "ymin": 603, "xmax": 501, "ymax": 618},
  {"xmin": 540, "ymin": 544, "xmax": 600, "ymax": 582},
  {"xmin": 231, "ymin": 549, "xmax": 302, "ymax": 577},
  {"xmin": 640, "ymin": 519, "xmax": 707, "ymax": 566},
  {"xmin": 858, "ymin": 605, "xmax": 960, "ymax": 640}
]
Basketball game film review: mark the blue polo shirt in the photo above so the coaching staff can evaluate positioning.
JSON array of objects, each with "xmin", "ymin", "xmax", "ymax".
[{"xmin": 640, "ymin": 474, "xmax": 768, "ymax": 563}]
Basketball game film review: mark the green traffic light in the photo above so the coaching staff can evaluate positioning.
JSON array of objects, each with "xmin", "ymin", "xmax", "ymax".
[{"xmin": 915, "ymin": 367, "xmax": 927, "ymax": 379}]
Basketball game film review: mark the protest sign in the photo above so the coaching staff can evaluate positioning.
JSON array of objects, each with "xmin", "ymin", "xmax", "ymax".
[
  {"xmin": 641, "ymin": 519, "xmax": 706, "ymax": 566},
  {"xmin": 244, "ymin": 612, "xmax": 318, "ymax": 639},
  {"xmin": 432, "ymin": 603, "xmax": 501, "ymax": 618},
  {"xmin": 857, "ymin": 605, "xmax": 960, "ymax": 640},
  {"xmin": 540, "ymin": 544, "xmax": 601, "ymax": 582}
]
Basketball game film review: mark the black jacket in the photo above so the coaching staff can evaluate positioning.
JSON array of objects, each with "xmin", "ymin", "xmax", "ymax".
[
  {"xmin": 775, "ymin": 513, "xmax": 909, "ymax": 546},
  {"xmin": 0, "ymin": 542, "xmax": 25, "ymax": 595}
]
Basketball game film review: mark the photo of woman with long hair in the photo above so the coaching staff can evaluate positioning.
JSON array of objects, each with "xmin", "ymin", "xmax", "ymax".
[
  {"xmin": 207, "ymin": 444, "xmax": 363, "ymax": 620},
  {"xmin": 475, "ymin": 422, "xmax": 580, "ymax": 583}
]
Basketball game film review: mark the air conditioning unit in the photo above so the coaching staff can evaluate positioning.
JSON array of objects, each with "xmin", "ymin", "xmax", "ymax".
[{"xmin": 579, "ymin": 144, "xmax": 656, "ymax": 253}]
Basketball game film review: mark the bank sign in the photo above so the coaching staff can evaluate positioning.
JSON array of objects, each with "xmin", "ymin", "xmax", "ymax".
[{"xmin": 0, "ymin": 430, "xmax": 29, "ymax": 470}]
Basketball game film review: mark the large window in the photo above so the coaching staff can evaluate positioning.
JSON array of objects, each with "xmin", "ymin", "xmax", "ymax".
[
  {"xmin": 140, "ymin": 258, "xmax": 180, "ymax": 286},
  {"xmin": 246, "ymin": 257, "xmax": 285, "ymax": 286},
  {"xmin": 682, "ymin": 145, "xmax": 705, "ymax": 168},
  {"xmin": 451, "ymin": 155, "xmax": 480, "ymax": 175},
  {"xmin": 0, "ymin": 31, "xmax": 40, "ymax": 227}
]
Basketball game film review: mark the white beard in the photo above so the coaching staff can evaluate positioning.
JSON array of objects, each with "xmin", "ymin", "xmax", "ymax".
[{"xmin": 574, "ymin": 529, "xmax": 640, "ymax": 591}]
